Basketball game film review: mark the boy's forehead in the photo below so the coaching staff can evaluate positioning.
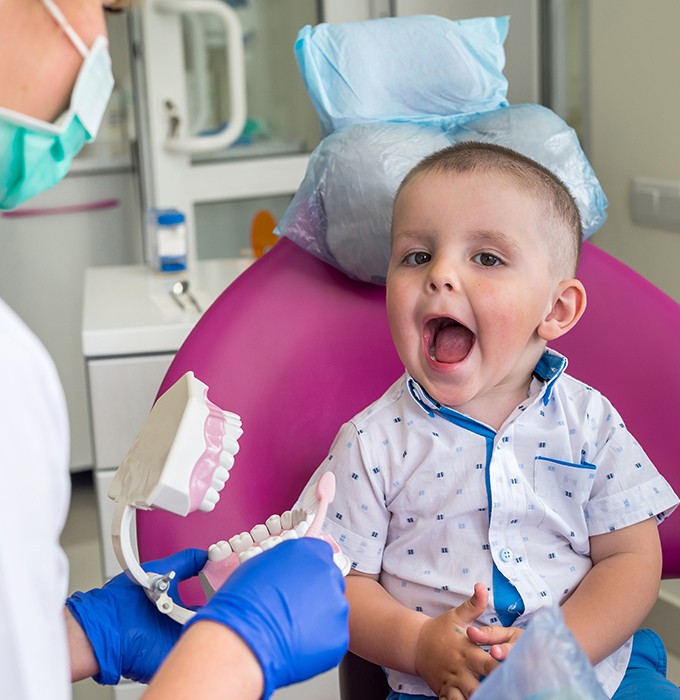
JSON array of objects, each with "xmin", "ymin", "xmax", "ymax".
[{"xmin": 396, "ymin": 167, "xmax": 544, "ymax": 215}]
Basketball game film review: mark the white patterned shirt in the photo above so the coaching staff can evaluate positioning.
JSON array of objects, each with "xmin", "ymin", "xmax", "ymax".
[{"xmin": 298, "ymin": 349, "xmax": 678, "ymax": 697}]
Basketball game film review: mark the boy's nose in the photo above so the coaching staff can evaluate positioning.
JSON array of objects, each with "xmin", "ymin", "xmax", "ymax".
[{"xmin": 427, "ymin": 259, "xmax": 458, "ymax": 292}]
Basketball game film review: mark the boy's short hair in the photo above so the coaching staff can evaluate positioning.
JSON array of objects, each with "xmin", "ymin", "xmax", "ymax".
[{"xmin": 396, "ymin": 141, "xmax": 584, "ymax": 277}]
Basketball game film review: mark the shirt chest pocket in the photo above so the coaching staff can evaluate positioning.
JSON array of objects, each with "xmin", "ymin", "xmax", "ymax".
[{"xmin": 534, "ymin": 456, "xmax": 596, "ymax": 518}]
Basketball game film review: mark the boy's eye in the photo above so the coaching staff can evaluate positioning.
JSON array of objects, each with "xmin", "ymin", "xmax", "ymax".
[
  {"xmin": 473, "ymin": 252, "xmax": 502, "ymax": 267},
  {"xmin": 404, "ymin": 251, "xmax": 431, "ymax": 266}
]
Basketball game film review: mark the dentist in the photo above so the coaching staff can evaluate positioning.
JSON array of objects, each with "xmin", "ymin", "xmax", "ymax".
[{"xmin": 0, "ymin": 1, "xmax": 348, "ymax": 699}]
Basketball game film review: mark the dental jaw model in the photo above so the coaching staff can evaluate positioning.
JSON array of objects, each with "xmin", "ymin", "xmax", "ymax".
[
  {"xmin": 199, "ymin": 475, "xmax": 351, "ymax": 599},
  {"xmin": 109, "ymin": 371, "xmax": 349, "ymax": 623},
  {"xmin": 109, "ymin": 371, "xmax": 243, "ymax": 624}
]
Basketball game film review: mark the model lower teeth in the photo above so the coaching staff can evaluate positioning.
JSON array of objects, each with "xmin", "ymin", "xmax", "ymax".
[{"xmin": 200, "ymin": 509, "xmax": 319, "ymax": 597}]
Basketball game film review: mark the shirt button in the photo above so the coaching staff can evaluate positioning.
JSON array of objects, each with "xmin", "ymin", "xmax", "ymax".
[{"xmin": 500, "ymin": 547, "xmax": 513, "ymax": 563}]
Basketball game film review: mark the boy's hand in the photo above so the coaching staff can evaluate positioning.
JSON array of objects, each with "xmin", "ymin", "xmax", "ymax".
[
  {"xmin": 415, "ymin": 583, "xmax": 500, "ymax": 699},
  {"xmin": 467, "ymin": 622, "xmax": 524, "ymax": 661}
]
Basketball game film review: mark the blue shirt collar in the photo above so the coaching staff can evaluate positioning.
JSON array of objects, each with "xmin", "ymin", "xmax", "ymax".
[{"xmin": 407, "ymin": 347, "xmax": 568, "ymax": 420}]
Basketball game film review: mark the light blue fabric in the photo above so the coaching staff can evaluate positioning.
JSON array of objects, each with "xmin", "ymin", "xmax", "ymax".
[
  {"xmin": 277, "ymin": 122, "xmax": 451, "ymax": 285},
  {"xmin": 0, "ymin": 116, "xmax": 90, "ymax": 211},
  {"xmin": 295, "ymin": 15, "xmax": 509, "ymax": 136},
  {"xmin": 276, "ymin": 109, "xmax": 608, "ymax": 283},
  {"xmin": 279, "ymin": 14, "xmax": 608, "ymax": 284}
]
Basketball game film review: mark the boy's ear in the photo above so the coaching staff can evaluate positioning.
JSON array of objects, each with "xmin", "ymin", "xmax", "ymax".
[{"xmin": 538, "ymin": 278, "xmax": 587, "ymax": 342}]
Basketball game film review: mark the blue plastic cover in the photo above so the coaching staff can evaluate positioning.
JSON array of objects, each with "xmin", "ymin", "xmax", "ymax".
[
  {"xmin": 295, "ymin": 15, "xmax": 509, "ymax": 136},
  {"xmin": 278, "ymin": 15, "xmax": 608, "ymax": 284}
]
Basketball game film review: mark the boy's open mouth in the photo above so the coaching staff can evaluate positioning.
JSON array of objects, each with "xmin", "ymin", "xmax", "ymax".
[{"xmin": 426, "ymin": 317, "xmax": 475, "ymax": 364}]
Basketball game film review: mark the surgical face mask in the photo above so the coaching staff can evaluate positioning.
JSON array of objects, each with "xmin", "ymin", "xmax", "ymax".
[{"xmin": 0, "ymin": 0, "xmax": 114, "ymax": 210}]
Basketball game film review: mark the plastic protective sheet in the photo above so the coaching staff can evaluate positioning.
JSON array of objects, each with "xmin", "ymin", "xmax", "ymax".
[
  {"xmin": 278, "ymin": 110, "xmax": 608, "ymax": 284},
  {"xmin": 277, "ymin": 15, "xmax": 608, "ymax": 284},
  {"xmin": 474, "ymin": 605, "xmax": 609, "ymax": 700},
  {"xmin": 294, "ymin": 15, "xmax": 510, "ymax": 136}
]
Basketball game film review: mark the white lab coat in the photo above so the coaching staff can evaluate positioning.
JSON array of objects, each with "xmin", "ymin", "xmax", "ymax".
[{"xmin": 0, "ymin": 298, "xmax": 71, "ymax": 699}]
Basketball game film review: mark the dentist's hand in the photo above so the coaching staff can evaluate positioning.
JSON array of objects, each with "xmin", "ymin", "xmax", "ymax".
[
  {"xmin": 66, "ymin": 548, "xmax": 208, "ymax": 684},
  {"xmin": 184, "ymin": 537, "xmax": 349, "ymax": 699}
]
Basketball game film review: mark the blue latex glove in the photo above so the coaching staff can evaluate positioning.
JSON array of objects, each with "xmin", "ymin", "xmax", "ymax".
[
  {"xmin": 184, "ymin": 538, "xmax": 349, "ymax": 699},
  {"xmin": 66, "ymin": 548, "xmax": 208, "ymax": 685}
]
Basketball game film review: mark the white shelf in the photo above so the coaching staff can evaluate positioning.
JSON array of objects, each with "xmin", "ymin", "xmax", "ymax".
[{"xmin": 82, "ymin": 257, "xmax": 252, "ymax": 357}]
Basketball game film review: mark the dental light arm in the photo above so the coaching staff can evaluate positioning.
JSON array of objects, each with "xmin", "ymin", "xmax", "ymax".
[{"xmin": 109, "ymin": 371, "xmax": 243, "ymax": 624}]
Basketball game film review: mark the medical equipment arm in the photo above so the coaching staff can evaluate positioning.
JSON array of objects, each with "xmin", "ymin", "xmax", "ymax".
[
  {"xmin": 183, "ymin": 537, "xmax": 349, "ymax": 700},
  {"xmin": 65, "ymin": 548, "xmax": 208, "ymax": 685}
]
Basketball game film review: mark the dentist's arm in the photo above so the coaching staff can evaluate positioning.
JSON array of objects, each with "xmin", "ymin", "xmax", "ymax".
[{"xmin": 142, "ymin": 622, "xmax": 263, "ymax": 699}]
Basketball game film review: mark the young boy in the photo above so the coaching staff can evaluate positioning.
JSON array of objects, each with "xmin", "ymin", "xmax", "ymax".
[{"xmin": 299, "ymin": 142, "xmax": 679, "ymax": 699}]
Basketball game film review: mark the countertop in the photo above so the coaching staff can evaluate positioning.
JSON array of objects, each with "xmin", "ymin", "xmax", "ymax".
[{"xmin": 82, "ymin": 257, "xmax": 252, "ymax": 357}]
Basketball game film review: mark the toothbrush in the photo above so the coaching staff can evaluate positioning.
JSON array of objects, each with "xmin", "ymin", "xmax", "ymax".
[{"xmin": 306, "ymin": 471, "xmax": 336, "ymax": 539}]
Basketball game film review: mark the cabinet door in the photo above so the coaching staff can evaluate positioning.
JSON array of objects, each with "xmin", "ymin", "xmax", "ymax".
[{"xmin": 88, "ymin": 354, "xmax": 174, "ymax": 470}]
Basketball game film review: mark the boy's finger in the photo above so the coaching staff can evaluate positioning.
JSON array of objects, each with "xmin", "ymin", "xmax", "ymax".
[{"xmin": 451, "ymin": 582, "xmax": 488, "ymax": 626}]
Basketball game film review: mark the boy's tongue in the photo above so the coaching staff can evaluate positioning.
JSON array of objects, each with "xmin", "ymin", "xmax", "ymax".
[{"xmin": 433, "ymin": 324, "xmax": 474, "ymax": 363}]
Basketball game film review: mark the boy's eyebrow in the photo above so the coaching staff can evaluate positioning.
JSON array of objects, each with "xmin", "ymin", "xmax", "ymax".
[
  {"xmin": 391, "ymin": 228, "xmax": 431, "ymax": 245},
  {"xmin": 468, "ymin": 229, "xmax": 522, "ymax": 252}
]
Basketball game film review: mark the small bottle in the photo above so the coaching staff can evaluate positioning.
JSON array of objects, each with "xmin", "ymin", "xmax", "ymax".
[{"xmin": 150, "ymin": 209, "xmax": 187, "ymax": 272}]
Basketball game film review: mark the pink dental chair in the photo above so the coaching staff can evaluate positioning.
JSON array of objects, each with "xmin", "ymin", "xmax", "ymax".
[{"xmin": 136, "ymin": 236, "xmax": 680, "ymax": 699}]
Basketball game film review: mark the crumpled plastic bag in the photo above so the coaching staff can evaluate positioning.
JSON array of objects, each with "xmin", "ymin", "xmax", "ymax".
[
  {"xmin": 473, "ymin": 606, "xmax": 609, "ymax": 700},
  {"xmin": 278, "ymin": 122, "xmax": 450, "ymax": 285},
  {"xmin": 277, "ymin": 14, "xmax": 608, "ymax": 284},
  {"xmin": 448, "ymin": 103, "xmax": 608, "ymax": 238},
  {"xmin": 294, "ymin": 15, "xmax": 509, "ymax": 136},
  {"xmin": 277, "ymin": 107, "xmax": 608, "ymax": 284}
]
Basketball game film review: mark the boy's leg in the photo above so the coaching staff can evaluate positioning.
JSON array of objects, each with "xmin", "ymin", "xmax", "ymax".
[{"xmin": 612, "ymin": 629, "xmax": 680, "ymax": 699}]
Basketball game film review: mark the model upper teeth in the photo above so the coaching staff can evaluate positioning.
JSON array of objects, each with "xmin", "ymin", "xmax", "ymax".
[
  {"xmin": 199, "ymin": 486, "xmax": 221, "ymax": 512},
  {"xmin": 210, "ymin": 466, "xmax": 229, "ymax": 490}
]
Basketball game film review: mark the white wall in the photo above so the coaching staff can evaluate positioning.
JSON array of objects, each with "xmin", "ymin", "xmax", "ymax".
[{"xmin": 587, "ymin": 0, "xmax": 680, "ymax": 302}]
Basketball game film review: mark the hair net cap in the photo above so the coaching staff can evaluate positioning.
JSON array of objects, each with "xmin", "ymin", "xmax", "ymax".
[{"xmin": 295, "ymin": 15, "xmax": 510, "ymax": 136}]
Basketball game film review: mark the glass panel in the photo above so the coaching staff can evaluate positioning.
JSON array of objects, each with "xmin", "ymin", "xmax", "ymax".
[
  {"xmin": 545, "ymin": 0, "xmax": 587, "ymax": 149},
  {"xmin": 182, "ymin": 0, "xmax": 322, "ymax": 164},
  {"xmin": 194, "ymin": 194, "xmax": 293, "ymax": 259}
]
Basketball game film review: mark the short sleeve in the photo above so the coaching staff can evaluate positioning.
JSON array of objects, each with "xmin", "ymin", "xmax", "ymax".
[
  {"xmin": 298, "ymin": 420, "xmax": 390, "ymax": 574},
  {"xmin": 585, "ymin": 403, "xmax": 678, "ymax": 535}
]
